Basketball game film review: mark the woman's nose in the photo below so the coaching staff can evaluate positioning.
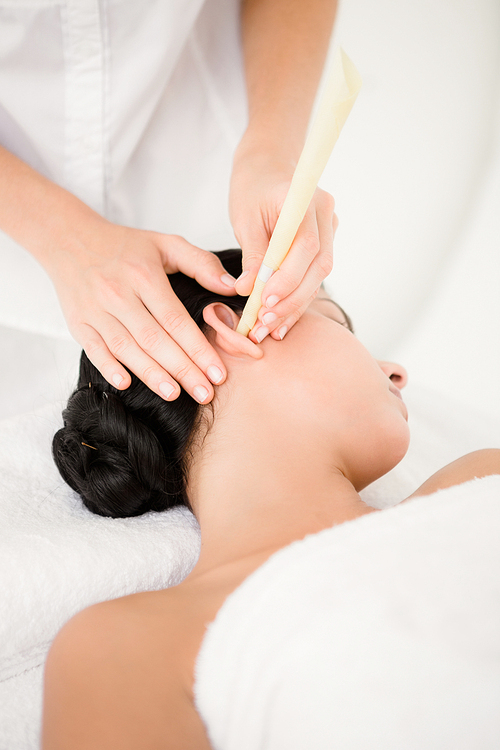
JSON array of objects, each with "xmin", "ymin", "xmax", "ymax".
[{"xmin": 376, "ymin": 361, "xmax": 408, "ymax": 389}]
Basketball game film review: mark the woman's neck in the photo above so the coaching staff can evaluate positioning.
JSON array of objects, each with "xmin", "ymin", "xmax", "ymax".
[{"xmin": 185, "ymin": 392, "xmax": 377, "ymax": 582}]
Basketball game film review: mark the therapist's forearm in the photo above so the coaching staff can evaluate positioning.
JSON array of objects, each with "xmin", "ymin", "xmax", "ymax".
[
  {"xmin": 0, "ymin": 145, "xmax": 105, "ymax": 273},
  {"xmin": 239, "ymin": 0, "xmax": 338, "ymax": 164}
]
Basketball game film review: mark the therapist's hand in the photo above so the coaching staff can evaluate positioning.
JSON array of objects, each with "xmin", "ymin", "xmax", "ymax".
[
  {"xmin": 49, "ymin": 222, "xmax": 237, "ymax": 402},
  {"xmin": 229, "ymin": 146, "xmax": 338, "ymax": 343}
]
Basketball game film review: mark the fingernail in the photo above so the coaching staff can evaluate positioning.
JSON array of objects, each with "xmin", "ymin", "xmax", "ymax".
[
  {"xmin": 236, "ymin": 270, "xmax": 250, "ymax": 283},
  {"xmin": 194, "ymin": 385, "xmax": 209, "ymax": 403},
  {"xmin": 262, "ymin": 311, "xmax": 277, "ymax": 325},
  {"xmin": 255, "ymin": 326, "xmax": 270, "ymax": 343},
  {"xmin": 278, "ymin": 325, "xmax": 288, "ymax": 340},
  {"xmin": 221, "ymin": 273, "xmax": 236, "ymax": 287},
  {"xmin": 159, "ymin": 382, "xmax": 176, "ymax": 399},
  {"xmin": 207, "ymin": 365, "xmax": 224, "ymax": 384},
  {"xmin": 265, "ymin": 295, "xmax": 280, "ymax": 308},
  {"xmin": 113, "ymin": 374, "xmax": 124, "ymax": 387}
]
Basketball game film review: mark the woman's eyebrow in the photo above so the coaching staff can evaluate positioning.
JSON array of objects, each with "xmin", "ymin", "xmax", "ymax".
[{"xmin": 316, "ymin": 297, "xmax": 354, "ymax": 334}]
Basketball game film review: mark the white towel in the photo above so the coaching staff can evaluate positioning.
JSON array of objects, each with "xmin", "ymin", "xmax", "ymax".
[
  {"xmin": 0, "ymin": 402, "xmax": 201, "ymax": 747},
  {"xmin": 194, "ymin": 475, "xmax": 500, "ymax": 750},
  {"xmin": 0, "ymin": 402, "xmax": 201, "ymax": 683}
]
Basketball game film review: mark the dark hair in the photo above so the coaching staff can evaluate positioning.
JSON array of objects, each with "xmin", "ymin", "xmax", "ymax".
[{"xmin": 52, "ymin": 249, "xmax": 247, "ymax": 518}]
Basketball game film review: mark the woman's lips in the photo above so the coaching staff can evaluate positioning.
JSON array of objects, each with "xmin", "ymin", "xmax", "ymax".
[
  {"xmin": 389, "ymin": 384, "xmax": 403, "ymax": 401},
  {"xmin": 389, "ymin": 383, "xmax": 408, "ymax": 420}
]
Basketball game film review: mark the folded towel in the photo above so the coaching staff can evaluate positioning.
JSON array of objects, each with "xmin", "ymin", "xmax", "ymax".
[
  {"xmin": 0, "ymin": 666, "xmax": 44, "ymax": 750},
  {"xmin": 194, "ymin": 475, "xmax": 500, "ymax": 750},
  {"xmin": 0, "ymin": 402, "xmax": 201, "ymax": 686}
]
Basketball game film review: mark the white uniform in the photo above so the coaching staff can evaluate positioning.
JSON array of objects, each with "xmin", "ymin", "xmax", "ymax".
[{"xmin": 0, "ymin": 0, "xmax": 247, "ymax": 335}]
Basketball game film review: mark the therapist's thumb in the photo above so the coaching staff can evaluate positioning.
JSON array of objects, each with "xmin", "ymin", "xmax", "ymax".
[
  {"xmin": 234, "ymin": 224, "xmax": 269, "ymax": 296},
  {"xmin": 163, "ymin": 237, "xmax": 239, "ymax": 296}
]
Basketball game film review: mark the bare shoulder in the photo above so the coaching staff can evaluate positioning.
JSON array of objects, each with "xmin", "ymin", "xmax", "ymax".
[
  {"xmin": 42, "ymin": 589, "xmax": 212, "ymax": 749},
  {"xmin": 405, "ymin": 448, "xmax": 500, "ymax": 501}
]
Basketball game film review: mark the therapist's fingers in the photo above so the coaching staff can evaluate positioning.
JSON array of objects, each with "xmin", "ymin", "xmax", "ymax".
[
  {"xmin": 232, "ymin": 221, "xmax": 271, "ymax": 297},
  {"xmin": 159, "ymin": 235, "xmax": 238, "ymax": 294},
  {"xmin": 251, "ymin": 212, "xmax": 337, "ymax": 342},
  {"xmin": 72, "ymin": 252, "xmax": 230, "ymax": 402},
  {"xmin": 124, "ymin": 279, "xmax": 228, "ymax": 397},
  {"xmin": 250, "ymin": 204, "xmax": 337, "ymax": 341},
  {"xmin": 78, "ymin": 307, "xmax": 218, "ymax": 404},
  {"xmin": 77, "ymin": 323, "xmax": 133, "ymax": 392},
  {"xmin": 51, "ymin": 224, "xmax": 236, "ymax": 399},
  {"xmin": 259, "ymin": 191, "xmax": 335, "ymax": 314},
  {"xmin": 250, "ymin": 288, "xmax": 321, "ymax": 345},
  {"xmin": 249, "ymin": 262, "xmax": 323, "ymax": 345},
  {"xmin": 133, "ymin": 257, "xmax": 228, "ymax": 393}
]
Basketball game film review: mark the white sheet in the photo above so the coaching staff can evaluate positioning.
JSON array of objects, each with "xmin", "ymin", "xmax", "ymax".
[{"xmin": 194, "ymin": 475, "xmax": 500, "ymax": 750}]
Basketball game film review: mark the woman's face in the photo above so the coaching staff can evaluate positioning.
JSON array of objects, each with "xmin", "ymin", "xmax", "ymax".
[{"xmin": 249, "ymin": 292, "xmax": 410, "ymax": 489}]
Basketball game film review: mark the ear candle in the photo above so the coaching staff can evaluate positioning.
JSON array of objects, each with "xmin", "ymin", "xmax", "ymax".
[{"xmin": 236, "ymin": 48, "xmax": 362, "ymax": 337}]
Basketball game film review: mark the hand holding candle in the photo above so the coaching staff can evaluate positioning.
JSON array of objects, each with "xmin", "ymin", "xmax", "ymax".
[{"xmin": 236, "ymin": 48, "xmax": 362, "ymax": 337}]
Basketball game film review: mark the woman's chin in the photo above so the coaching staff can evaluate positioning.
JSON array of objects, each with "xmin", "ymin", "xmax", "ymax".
[{"xmin": 351, "ymin": 419, "xmax": 411, "ymax": 491}]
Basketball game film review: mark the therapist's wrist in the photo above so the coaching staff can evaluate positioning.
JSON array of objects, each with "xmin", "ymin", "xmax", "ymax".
[
  {"xmin": 234, "ymin": 127, "xmax": 303, "ymax": 174},
  {"xmin": 36, "ymin": 198, "xmax": 110, "ymax": 278},
  {"xmin": 0, "ymin": 146, "xmax": 110, "ymax": 276}
]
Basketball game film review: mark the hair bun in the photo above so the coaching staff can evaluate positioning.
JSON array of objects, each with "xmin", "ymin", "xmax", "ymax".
[{"xmin": 53, "ymin": 385, "xmax": 177, "ymax": 517}]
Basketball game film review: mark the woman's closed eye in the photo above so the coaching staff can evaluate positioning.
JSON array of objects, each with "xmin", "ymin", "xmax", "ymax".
[{"xmin": 314, "ymin": 297, "xmax": 354, "ymax": 334}]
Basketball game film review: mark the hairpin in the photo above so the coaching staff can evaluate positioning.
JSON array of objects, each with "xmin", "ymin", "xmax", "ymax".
[{"xmin": 81, "ymin": 442, "xmax": 97, "ymax": 451}]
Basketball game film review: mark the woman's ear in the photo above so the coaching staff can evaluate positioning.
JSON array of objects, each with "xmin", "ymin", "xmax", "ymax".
[{"xmin": 203, "ymin": 303, "xmax": 263, "ymax": 359}]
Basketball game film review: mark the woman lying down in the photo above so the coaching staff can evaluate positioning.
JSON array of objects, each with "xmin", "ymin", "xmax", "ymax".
[{"xmin": 43, "ymin": 249, "xmax": 499, "ymax": 748}]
